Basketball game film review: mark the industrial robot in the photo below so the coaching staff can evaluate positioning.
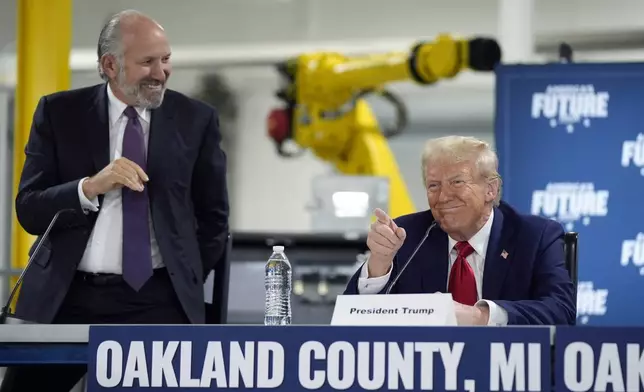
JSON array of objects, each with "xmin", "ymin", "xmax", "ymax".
[{"xmin": 267, "ymin": 34, "xmax": 502, "ymax": 219}]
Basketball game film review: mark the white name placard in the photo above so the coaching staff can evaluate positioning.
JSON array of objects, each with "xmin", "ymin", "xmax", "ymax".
[{"xmin": 331, "ymin": 293, "xmax": 457, "ymax": 326}]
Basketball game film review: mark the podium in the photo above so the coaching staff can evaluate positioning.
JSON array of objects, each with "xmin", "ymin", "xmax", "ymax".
[{"xmin": 0, "ymin": 324, "xmax": 642, "ymax": 391}]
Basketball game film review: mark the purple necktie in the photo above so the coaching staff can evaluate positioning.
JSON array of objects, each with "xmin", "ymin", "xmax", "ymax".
[{"xmin": 121, "ymin": 106, "xmax": 153, "ymax": 291}]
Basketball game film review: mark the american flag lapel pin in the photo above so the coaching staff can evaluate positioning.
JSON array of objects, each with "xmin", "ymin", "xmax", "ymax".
[{"xmin": 501, "ymin": 250, "xmax": 508, "ymax": 259}]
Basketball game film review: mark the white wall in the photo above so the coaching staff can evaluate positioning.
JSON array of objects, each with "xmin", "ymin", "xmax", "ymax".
[
  {"xmin": 216, "ymin": 68, "xmax": 330, "ymax": 232},
  {"xmin": 5, "ymin": 0, "xmax": 644, "ymax": 54}
]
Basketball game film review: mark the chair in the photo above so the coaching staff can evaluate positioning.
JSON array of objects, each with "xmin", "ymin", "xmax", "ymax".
[
  {"xmin": 205, "ymin": 233, "xmax": 232, "ymax": 324},
  {"xmin": 548, "ymin": 231, "xmax": 580, "ymax": 390},
  {"xmin": 563, "ymin": 232, "xmax": 578, "ymax": 290},
  {"xmin": 563, "ymin": 231, "xmax": 578, "ymax": 327}
]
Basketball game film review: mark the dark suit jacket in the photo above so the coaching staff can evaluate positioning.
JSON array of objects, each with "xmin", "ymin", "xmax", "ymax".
[
  {"xmin": 14, "ymin": 83, "xmax": 229, "ymax": 324},
  {"xmin": 344, "ymin": 201, "xmax": 576, "ymax": 325}
]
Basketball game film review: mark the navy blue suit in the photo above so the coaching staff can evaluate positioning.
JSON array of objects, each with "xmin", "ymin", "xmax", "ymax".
[
  {"xmin": 344, "ymin": 201, "xmax": 576, "ymax": 325},
  {"xmin": 13, "ymin": 84, "xmax": 229, "ymax": 325}
]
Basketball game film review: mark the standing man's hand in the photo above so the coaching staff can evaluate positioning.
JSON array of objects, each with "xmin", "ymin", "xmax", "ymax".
[
  {"xmin": 82, "ymin": 157, "xmax": 149, "ymax": 199},
  {"xmin": 366, "ymin": 208, "xmax": 406, "ymax": 277}
]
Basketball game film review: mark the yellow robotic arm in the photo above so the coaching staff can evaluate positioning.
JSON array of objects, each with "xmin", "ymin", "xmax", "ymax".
[{"xmin": 267, "ymin": 34, "xmax": 501, "ymax": 218}]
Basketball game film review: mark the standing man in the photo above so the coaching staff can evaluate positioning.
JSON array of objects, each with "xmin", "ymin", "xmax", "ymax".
[
  {"xmin": 2, "ymin": 9, "xmax": 229, "ymax": 391},
  {"xmin": 344, "ymin": 135, "xmax": 575, "ymax": 326}
]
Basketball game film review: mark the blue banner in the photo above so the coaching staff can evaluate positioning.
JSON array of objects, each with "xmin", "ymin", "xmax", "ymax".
[
  {"xmin": 87, "ymin": 325, "xmax": 551, "ymax": 391},
  {"xmin": 494, "ymin": 63, "xmax": 644, "ymax": 326},
  {"xmin": 555, "ymin": 327, "xmax": 644, "ymax": 392}
]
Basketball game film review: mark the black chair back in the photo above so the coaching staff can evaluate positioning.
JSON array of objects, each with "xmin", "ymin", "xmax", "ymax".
[
  {"xmin": 563, "ymin": 232, "xmax": 578, "ymax": 289},
  {"xmin": 563, "ymin": 231, "xmax": 578, "ymax": 324},
  {"xmin": 205, "ymin": 233, "xmax": 232, "ymax": 324}
]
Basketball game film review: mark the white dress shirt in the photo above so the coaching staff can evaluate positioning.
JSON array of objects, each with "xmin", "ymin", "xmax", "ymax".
[
  {"xmin": 357, "ymin": 210, "xmax": 509, "ymax": 326},
  {"xmin": 76, "ymin": 83, "xmax": 163, "ymax": 274}
]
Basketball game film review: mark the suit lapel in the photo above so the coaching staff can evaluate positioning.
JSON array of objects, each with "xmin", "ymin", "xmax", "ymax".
[
  {"xmin": 87, "ymin": 85, "xmax": 110, "ymax": 173},
  {"xmin": 421, "ymin": 228, "xmax": 449, "ymax": 293},
  {"xmin": 147, "ymin": 101, "xmax": 176, "ymax": 190},
  {"xmin": 482, "ymin": 207, "xmax": 514, "ymax": 300}
]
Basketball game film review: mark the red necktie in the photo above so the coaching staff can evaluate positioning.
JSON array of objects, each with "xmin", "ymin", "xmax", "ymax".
[{"xmin": 448, "ymin": 241, "xmax": 477, "ymax": 305}]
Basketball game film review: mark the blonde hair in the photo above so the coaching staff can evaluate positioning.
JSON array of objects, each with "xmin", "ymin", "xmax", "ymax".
[{"xmin": 421, "ymin": 135, "xmax": 502, "ymax": 206}]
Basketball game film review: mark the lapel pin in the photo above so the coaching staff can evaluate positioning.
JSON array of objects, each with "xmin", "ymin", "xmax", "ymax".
[{"xmin": 501, "ymin": 250, "xmax": 508, "ymax": 259}]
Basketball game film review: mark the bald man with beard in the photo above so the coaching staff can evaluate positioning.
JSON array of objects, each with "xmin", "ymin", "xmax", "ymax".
[{"xmin": 2, "ymin": 9, "xmax": 229, "ymax": 391}]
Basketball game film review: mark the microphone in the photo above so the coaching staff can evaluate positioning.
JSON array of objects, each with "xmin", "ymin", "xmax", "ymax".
[
  {"xmin": 385, "ymin": 220, "xmax": 438, "ymax": 294},
  {"xmin": 0, "ymin": 208, "xmax": 74, "ymax": 324}
]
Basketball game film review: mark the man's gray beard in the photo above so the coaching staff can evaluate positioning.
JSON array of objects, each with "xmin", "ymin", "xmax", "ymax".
[{"xmin": 116, "ymin": 69, "xmax": 166, "ymax": 109}]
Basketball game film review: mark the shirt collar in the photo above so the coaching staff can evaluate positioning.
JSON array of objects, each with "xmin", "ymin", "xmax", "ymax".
[
  {"xmin": 106, "ymin": 83, "xmax": 150, "ymax": 127},
  {"xmin": 448, "ymin": 209, "xmax": 494, "ymax": 257}
]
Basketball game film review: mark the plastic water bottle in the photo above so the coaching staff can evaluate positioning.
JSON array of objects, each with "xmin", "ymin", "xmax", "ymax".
[{"xmin": 264, "ymin": 245, "xmax": 292, "ymax": 325}]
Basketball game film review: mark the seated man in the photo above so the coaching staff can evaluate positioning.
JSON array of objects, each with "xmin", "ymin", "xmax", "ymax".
[{"xmin": 344, "ymin": 135, "xmax": 576, "ymax": 326}]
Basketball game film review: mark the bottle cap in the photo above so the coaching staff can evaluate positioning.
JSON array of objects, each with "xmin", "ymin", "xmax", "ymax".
[{"xmin": 273, "ymin": 245, "xmax": 284, "ymax": 252}]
